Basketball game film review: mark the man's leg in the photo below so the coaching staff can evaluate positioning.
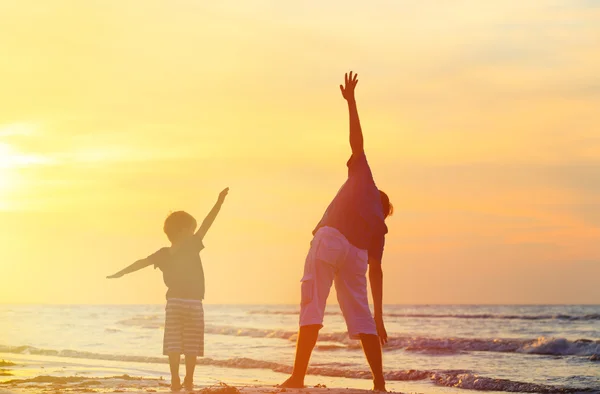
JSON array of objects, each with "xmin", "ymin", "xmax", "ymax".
[
  {"xmin": 280, "ymin": 324, "xmax": 321, "ymax": 388},
  {"xmin": 336, "ymin": 248, "xmax": 386, "ymax": 391},
  {"xmin": 359, "ymin": 334, "xmax": 386, "ymax": 391},
  {"xmin": 280, "ymin": 231, "xmax": 338, "ymax": 388},
  {"xmin": 168, "ymin": 354, "xmax": 181, "ymax": 391}
]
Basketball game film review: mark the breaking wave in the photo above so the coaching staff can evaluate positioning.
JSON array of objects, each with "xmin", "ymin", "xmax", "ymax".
[
  {"xmin": 115, "ymin": 315, "xmax": 600, "ymax": 358},
  {"xmin": 207, "ymin": 328, "xmax": 600, "ymax": 357},
  {"xmin": 0, "ymin": 345, "xmax": 596, "ymax": 392},
  {"xmin": 389, "ymin": 336, "xmax": 600, "ymax": 357},
  {"xmin": 248, "ymin": 310, "xmax": 600, "ymax": 321},
  {"xmin": 430, "ymin": 372, "xmax": 599, "ymax": 393}
]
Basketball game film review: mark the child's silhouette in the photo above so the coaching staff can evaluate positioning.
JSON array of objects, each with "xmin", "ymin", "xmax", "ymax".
[{"xmin": 107, "ymin": 187, "xmax": 229, "ymax": 391}]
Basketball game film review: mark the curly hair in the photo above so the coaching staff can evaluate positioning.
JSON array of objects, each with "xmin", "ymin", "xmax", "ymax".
[
  {"xmin": 163, "ymin": 211, "xmax": 197, "ymax": 242},
  {"xmin": 379, "ymin": 190, "xmax": 394, "ymax": 218}
]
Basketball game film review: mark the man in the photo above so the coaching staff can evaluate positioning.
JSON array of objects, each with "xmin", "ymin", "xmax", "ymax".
[{"xmin": 281, "ymin": 72, "xmax": 393, "ymax": 391}]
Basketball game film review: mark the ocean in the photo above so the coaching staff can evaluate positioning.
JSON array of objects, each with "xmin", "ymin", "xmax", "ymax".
[{"xmin": 0, "ymin": 304, "xmax": 598, "ymax": 393}]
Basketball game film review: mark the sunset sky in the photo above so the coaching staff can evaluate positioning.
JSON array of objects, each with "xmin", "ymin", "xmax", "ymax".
[{"xmin": 0, "ymin": 0, "xmax": 599, "ymax": 304}]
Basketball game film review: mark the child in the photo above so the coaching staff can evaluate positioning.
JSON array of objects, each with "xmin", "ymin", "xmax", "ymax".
[{"xmin": 107, "ymin": 187, "xmax": 229, "ymax": 391}]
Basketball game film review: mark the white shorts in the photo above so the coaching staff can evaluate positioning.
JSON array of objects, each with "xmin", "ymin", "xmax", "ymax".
[{"xmin": 299, "ymin": 226, "xmax": 377, "ymax": 339}]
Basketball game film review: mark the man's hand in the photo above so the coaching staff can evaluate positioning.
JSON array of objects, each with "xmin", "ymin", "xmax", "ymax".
[
  {"xmin": 340, "ymin": 71, "xmax": 359, "ymax": 102},
  {"xmin": 106, "ymin": 273, "xmax": 124, "ymax": 279},
  {"xmin": 375, "ymin": 316, "xmax": 388, "ymax": 346},
  {"xmin": 218, "ymin": 187, "xmax": 229, "ymax": 202}
]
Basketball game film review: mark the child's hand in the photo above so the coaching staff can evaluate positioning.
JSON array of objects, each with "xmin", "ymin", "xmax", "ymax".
[
  {"xmin": 218, "ymin": 187, "xmax": 229, "ymax": 202},
  {"xmin": 106, "ymin": 273, "xmax": 124, "ymax": 279}
]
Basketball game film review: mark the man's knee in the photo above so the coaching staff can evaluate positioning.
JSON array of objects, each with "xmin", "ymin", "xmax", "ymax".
[
  {"xmin": 300, "ymin": 324, "xmax": 322, "ymax": 333},
  {"xmin": 358, "ymin": 333, "xmax": 379, "ymax": 341}
]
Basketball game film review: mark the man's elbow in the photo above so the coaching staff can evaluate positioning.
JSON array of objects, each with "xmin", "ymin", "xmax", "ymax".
[
  {"xmin": 350, "ymin": 142, "xmax": 364, "ymax": 155},
  {"xmin": 368, "ymin": 262, "xmax": 383, "ymax": 277}
]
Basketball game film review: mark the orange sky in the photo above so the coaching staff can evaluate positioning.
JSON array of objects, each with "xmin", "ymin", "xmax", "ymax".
[{"xmin": 0, "ymin": 1, "xmax": 599, "ymax": 304}]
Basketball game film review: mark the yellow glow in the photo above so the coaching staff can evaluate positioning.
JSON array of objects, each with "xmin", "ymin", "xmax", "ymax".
[
  {"xmin": 0, "ymin": 123, "xmax": 48, "ymax": 209},
  {"xmin": 0, "ymin": 142, "xmax": 39, "ymax": 169},
  {"xmin": 0, "ymin": 143, "xmax": 20, "ymax": 209},
  {"xmin": 0, "ymin": 1, "xmax": 598, "ymax": 305}
]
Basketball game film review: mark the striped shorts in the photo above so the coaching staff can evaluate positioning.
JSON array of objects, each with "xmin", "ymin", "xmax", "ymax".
[{"xmin": 163, "ymin": 298, "xmax": 204, "ymax": 357}]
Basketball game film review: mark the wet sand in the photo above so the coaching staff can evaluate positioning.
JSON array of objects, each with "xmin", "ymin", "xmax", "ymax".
[{"xmin": 0, "ymin": 359, "xmax": 406, "ymax": 394}]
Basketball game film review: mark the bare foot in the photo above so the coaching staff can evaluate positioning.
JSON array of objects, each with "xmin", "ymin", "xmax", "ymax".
[
  {"xmin": 183, "ymin": 377, "xmax": 194, "ymax": 392},
  {"xmin": 170, "ymin": 378, "xmax": 182, "ymax": 392},
  {"xmin": 372, "ymin": 382, "xmax": 387, "ymax": 392},
  {"xmin": 278, "ymin": 376, "xmax": 305, "ymax": 389}
]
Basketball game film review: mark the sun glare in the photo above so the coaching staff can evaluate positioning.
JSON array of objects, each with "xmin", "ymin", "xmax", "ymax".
[
  {"xmin": 0, "ymin": 143, "xmax": 18, "ymax": 209},
  {"xmin": 0, "ymin": 142, "xmax": 36, "ymax": 169},
  {"xmin": 0, "ymin": 141, "xmax": 47, "ymax": 210}
]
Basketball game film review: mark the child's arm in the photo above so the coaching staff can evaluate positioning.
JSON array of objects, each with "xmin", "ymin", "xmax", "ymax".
[
  {"xmin": 194, "ymin": 187, "xmax": 229, "ymax": 241},
  {"xmin": 106, "ymin": 258, "xmax": 153, "ymax": 279}
]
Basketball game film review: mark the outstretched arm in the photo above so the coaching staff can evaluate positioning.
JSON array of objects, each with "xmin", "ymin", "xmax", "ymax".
[
  {"xmin": 107, "ymin": 258, "xmax": 153, "ymax": 279},
  {"xmin": 368, "ymin": 259, "xmax": 388, "ymax": 346},
  {"xmin": 194, "ymin": 187, "xmax": 229, "ymax": 241},
  {"xmin": 340, "ymin": 71, "xmax": 364, "ymax": 155}
]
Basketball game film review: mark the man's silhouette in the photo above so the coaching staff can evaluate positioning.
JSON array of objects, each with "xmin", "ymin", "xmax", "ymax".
[{"xmin": 281, "ymin": 72, "xmax": 393, "ymax": 391}]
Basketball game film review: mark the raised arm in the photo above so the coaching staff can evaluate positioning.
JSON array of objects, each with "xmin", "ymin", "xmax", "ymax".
[
  {"xmin": 340, "ymin": 71, "xmax": 364, "ymax": 155},
  {"xmin": 368, "ymin": 258, "xmax": 388, "ymax": 345},
  {"xmin": 106, "ymin": 258, "xmax": 153, "ymax": 279},
  {"xmin": 194, "ymin": 187, "xmax": 229, "ymax": 241}
]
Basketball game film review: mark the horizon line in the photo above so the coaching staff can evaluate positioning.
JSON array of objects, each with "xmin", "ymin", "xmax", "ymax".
[{"xmin": 1, "ymin": 302, "xmax": 598, "ymax": 307}]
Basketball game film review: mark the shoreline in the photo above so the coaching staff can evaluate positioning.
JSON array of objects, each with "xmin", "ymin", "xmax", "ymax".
[
  {"xmin": 0, "ymin": 374, "xmax": 392, "ymax": 393},
  {"xmin": 2, "ymin": 352, "xmax": 597, "ymax": 394},
  {"xmin": 0, "ymin": 353, "xmax": 564, "ymax": 394},
  {"xmin": 0, "ymin": 370, "xmax": 402, "ymax": 394},
  {"xmin": 0, "ymin": 356, "xmax": 413, "ymax": 394}
]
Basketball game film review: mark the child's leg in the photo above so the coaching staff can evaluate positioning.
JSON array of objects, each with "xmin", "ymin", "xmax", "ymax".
[
  {"xmin": 183, "ymin": 355, "xmax": 197, "ymax": 390},
  {"xmin": 168, "ymin": 354, "xmax": 181, "ymax": 390},
  {"xmin": 182, "ymin": 301, "xmax": 204, "ymax": 390},
  {"xmin": 164, "ymin": 300, "xmax": 185, "ymax": 390}
]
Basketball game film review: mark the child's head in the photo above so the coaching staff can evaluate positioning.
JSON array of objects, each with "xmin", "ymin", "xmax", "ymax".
[
  {"xmin": 379, "ymin": 190, "xmax": 394, "ymax": 219},
  {"xmin": 163, "ymin": 211, "xmax": 197, "ymax": 243}
]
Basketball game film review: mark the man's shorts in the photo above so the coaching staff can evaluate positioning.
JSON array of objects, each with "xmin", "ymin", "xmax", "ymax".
[
  {"xmin": 299, "ymin": 226, "xmax": 377, "ymax": 339},
  {"xmin": 163, "ymin": 298, "xmax": 204, "ymax": 356}
]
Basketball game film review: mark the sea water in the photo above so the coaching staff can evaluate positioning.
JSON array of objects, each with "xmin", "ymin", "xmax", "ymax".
[{"xmin": 0, "ymin": 304, "xmax": 598, "ymax": 393}]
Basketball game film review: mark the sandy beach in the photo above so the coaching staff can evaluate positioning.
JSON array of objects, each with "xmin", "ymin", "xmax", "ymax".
[
  {"xmin": 0, "ymin": 375, "xmax": 379, "ymax": 394},
  {"xmin": 0, "ymin": 358, "xmax": 405, "ymax": 394},
  {"xmin": 1, "ymin": 377, "xmax": 386, "ymax": 394},
  {"xmin": 5, "ymin": 353, "xmax": 595, "ymax": 394}
]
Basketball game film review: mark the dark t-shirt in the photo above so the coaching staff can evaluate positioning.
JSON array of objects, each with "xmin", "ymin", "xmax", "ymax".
[
  {"xmin": 313, "ymin": 152, "xmax": 388, "ymax": 262},
  {"xmin": 147, "ymin": 236, "xmax": 205, "ymax": 300}
]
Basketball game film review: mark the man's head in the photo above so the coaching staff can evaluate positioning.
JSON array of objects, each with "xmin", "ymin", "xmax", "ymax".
[
  {"xmin": 379, "ymin": 190, "xmax": 394, "ymax": 219},
  {"xmin": 163, "ymin": 211, "xmax": 197, "ymax": 243}
]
